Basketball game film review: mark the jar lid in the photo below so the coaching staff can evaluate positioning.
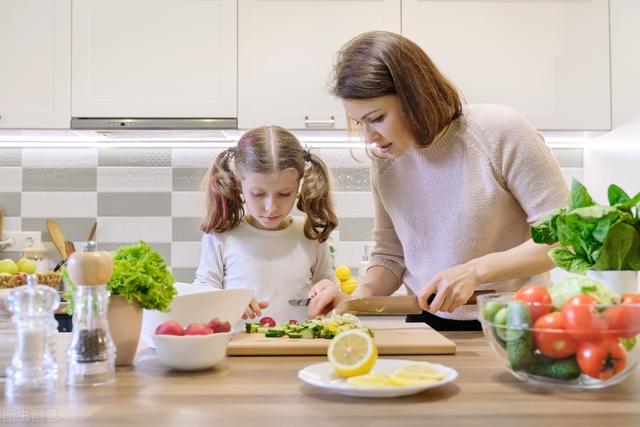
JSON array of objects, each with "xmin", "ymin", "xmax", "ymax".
[
  {"xmin": 22, "ymin": 247, "xmax": 48, "ymax": 256},
  {"xmin": 66, "ymin": 242, "xmax": 113, "ymax": 286}
]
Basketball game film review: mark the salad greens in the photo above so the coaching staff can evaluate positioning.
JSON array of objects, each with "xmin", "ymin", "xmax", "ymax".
[
  {"xmin": 63, "ymin": 241, "xmax": 176, "ymax": 314},
  {"xmin": 547, "ymin": 276, "xmax": 617, "ymax": 309},
  {"xmin": 532, "ymin": 179, "xmax": 640, "ymax": 274}
]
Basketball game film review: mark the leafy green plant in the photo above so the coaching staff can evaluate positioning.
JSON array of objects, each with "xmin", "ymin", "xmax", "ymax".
[
  {"xmin": 532, "ymin": 179, "xmax": 640, "ymax": 274},
  {"xmin": 63, "ymin": 241, "xmax": 176, "ymax": 314}
]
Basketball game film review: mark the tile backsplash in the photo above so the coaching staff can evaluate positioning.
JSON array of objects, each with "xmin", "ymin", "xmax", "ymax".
[{"xmin": 0, "ymin": 146, "xmax": 582, "ymax": 283}]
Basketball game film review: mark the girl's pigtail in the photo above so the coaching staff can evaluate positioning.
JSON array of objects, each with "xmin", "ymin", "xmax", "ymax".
[
  {"xmin": 297, "ymin": 152, "xmax": 339, "ymax": 242},
  {"xmin": 201, "ymin": 149, "xmax": 244, "ymax": 233}
]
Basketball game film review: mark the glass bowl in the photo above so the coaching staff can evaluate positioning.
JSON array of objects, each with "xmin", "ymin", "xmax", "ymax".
[{"xmin": 478, "ymin": 291, "xmax": 640, "ymax": 390}]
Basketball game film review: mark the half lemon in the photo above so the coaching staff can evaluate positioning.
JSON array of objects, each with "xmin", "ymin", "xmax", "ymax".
[{"xmin": 328, "ymin": 329, "xmax": 377, "ymax": 378}]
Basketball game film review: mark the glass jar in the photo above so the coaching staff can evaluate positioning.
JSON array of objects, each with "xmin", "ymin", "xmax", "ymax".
[
  {"xmin": 5, "ymin": 275, "xmax": 60, "ymax": 396},
  {"xmin": 21, "ymin": 246, "xmax": 49, "ymax": 273},
  {"xmin": 65, "ymin": 242, "xmax": 115, "ymax": 386}
]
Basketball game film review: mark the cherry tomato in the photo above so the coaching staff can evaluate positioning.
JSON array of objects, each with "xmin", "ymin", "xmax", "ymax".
[
  {"xmin": 513, "ymin": 284, "xmax": 552, "ymax": 323},
  {"xmin": 576, "ymin": 337, "xmax": 627, "ymax": 380},
  {"xmin": 561, "ymin": 294, "xmax": 609, "ymax": 342},
  {"xmin": 533, "ymin": 312, "xmax": 578, "ymax": 358},
  {"xmin": 288, "ymin": 319, "xmax": 298, "ymax": 325},
  {"xmin": 259, "ymin": 316, "xmax": 276, "ymax": 327}
]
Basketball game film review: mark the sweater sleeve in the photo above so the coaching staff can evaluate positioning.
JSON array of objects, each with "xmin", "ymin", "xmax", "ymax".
[
  {"xmin": 311, "ymin": 239, "xmax": 338, "ymax": 286},
  {"xmin": 369, "ymin": 162, "xmax": 407, "ymax": 282},
  {"xmin": 193, "ymin": 233, "xmax": 224, "ymax": 289},
  {"xmin": 488, "ymin": 107, "xmax": 569, "ymax": 224}
]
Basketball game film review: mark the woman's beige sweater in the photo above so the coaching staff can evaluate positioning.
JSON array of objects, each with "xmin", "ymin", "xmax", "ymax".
[{"xmin": 369, "ymin": 104, "xmax": 569, "ymax": 320}]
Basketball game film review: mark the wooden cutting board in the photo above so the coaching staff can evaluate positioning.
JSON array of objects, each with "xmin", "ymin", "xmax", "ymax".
[{"xmin": 227, "ymin": 321, "xmax": 456, "ymax": 356}]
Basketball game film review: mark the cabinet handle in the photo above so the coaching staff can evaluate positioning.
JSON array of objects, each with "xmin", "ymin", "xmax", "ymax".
[{"xmin": 304, "ymin": 116, "xmax": 335, "ymax": 129}]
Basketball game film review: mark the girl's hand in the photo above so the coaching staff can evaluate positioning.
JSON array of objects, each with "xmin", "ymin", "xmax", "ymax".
[
  {"xmin": 242, "ymin": 298, "xmax": 269, "ymax": 319},
  {"xmin": 307, "ymin": 279, "xmax": 350, "ymax": 318},
  {"xmin": 418, "ymin": 263, "xmax": 478, "ymax": 313}
]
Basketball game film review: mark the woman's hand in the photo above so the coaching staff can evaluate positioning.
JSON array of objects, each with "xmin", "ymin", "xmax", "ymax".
[
  {"xmin": 242, "ymin": 298, "xmax": 269, "ymax": 319},
  {"xmin": 307, "ymin": 279, "xmax": 351, "ymax": 318},
  {"xmin": 418, "ymin": 263, "xmax": 479, "ymax": 313}
]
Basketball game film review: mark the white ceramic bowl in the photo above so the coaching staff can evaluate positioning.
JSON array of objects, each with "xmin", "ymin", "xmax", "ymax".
[
  {"xmin": 141, "ymin": 284, "xmax": 254, "ymax": 348},
  {"xmin": 152, "ymin": 332, "xmax": 232, "ymax": 371}
]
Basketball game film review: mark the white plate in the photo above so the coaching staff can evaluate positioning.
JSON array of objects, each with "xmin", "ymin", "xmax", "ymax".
[{"xmin": 298, "ymin": 359, "xmax": 458, "ymax": 398}]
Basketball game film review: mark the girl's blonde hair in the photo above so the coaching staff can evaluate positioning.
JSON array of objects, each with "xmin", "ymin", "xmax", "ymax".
[
  {"xmin": 330, "ymin": 31, "xmax": 462, "ymax": 147},
  {"xmin": 201, "ymin": 126, "xmax": 338, "ymax": 242}
]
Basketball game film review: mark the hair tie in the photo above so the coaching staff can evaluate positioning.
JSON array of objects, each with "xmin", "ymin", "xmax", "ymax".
[{"xmin": 303, "ymin": 147, "xmax": 312, "ymax": 163}]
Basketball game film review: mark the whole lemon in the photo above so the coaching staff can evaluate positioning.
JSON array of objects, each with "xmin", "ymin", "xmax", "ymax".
[{"xmin": 335, "ymin": 265, "xmax": 351, "ymax": 282}]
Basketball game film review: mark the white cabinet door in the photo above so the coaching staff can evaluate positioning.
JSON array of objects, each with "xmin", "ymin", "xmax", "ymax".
[
  {"xmin": 238, "ymin": 0, "xmax": 401, "ymax": 129},
  {"xmin": 403, "ymin": 0, "xmax": 611, "ymax": 130},
  {"xmin": 72, "ymin": 0, "xmax": 236, "ymax": 118},
  {"xmin": 0, "ymin": 0, "xmax": 71, "ymax": 128}
]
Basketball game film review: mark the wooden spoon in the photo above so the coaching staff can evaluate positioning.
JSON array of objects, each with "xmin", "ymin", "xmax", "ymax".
[
  {"xmin": 46, "ymin": 219, "xmax": 67, "ymax": 259},
  {"xmin": 87, "ymin": 221, "xmax": 97, "ymax": 242},
  {"xmin": 65, "ymin": 241, "xmax": 76, "ymax": 257}
]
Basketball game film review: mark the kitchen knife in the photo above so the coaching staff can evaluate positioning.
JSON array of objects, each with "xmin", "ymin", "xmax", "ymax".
[
  {"xmin": 289, "ymin": 290, "xmax": 495, "ymax": 315},
  {"xmin": 336, "ymin": 290, "xmax": 496, "ymax": 315}
]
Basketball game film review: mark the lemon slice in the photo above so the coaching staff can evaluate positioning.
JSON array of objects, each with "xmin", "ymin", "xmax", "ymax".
[
  {"xmin": 395, "ymin": 363, "xmax": 444, "ymax": 381},
  {"xmin": 328, "ymin": 329, "xmax": 377, "ymax": 377},
  {"xmin": 346, "ymin": 373, "xmax": 392, "ymax": 388},
  {"xmin": 389, "ymin": 363, "xmax": 444, "ymax": 386}
]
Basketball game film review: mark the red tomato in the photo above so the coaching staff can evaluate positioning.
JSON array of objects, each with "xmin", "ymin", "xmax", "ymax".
[
  {"xmin": 259, "ymin": 316, "xmax": 276, "ymax": 328},
  {"xmin": 605, "ymin": 305, "xmax": 640, "ymax": 338},
  {"xmin": 513, "ymin": 284, "xmax": 552, "ymax": 323},
  {"xmin": 622, "ymin": 293, "xmax": 640, "ymax": 304},
  {"xmin": 288, "ymin": 319, "xmax": 298, "ymax": 325},
  {"xmin": 606, "ymin": 294, "xmax": 640, "ymax": 338},
  {"xmin": 533, "ymin": 312, "xmax": 578, "ymax": 358},
  {"xmin": 576, "ymin": 337, "xmax": 627, "ymax": 380},
  {"xmin": 561, "ymin": 294, "xmax": 609, "ymax": 342}
]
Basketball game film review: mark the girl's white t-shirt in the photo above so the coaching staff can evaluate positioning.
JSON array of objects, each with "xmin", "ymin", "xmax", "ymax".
[{"xmin": 193, "ymin": 217, "xmax": 337, "ymax": 322}]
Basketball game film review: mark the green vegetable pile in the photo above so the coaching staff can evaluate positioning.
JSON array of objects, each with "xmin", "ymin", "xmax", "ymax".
[
  {"xmin": 532, "ymin": 179, "xmax": 640, "ymax": 274},
  {"xmin": 64, "ymin": 241, "xmax": 176, "ymax": 314}
]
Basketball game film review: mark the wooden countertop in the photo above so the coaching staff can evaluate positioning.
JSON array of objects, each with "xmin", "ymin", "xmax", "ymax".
[{"xmin": 2, "ymin": 331, "xmax": 640, "ymax": 426}]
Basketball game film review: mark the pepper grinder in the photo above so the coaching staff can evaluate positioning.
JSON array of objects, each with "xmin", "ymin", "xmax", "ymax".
[
  {"xmin": 5, "ymin": 274, "xmax": 60, "ymax": 396},
  {"xmin": 66, "ymin": 241, "xmax": 116, "ymax": 386}
]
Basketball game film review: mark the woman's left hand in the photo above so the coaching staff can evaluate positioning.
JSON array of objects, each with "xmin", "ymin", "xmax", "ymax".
[{"xmin": 418, "ymin": 263, "xmax": 479, "ymax": 313}]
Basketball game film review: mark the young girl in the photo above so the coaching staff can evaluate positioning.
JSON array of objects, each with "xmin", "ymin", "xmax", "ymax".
[{"xmin": 193, "ymin": 125, "xmax": 339, "ymax": 322}]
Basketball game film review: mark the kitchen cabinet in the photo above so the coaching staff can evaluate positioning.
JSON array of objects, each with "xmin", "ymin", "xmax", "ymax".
[
  {"xmin": 402, "ymin": 0, "xmax": 611, "ymax": 130},
  {"xmin": 0, "ymin": 0, "xmax": 71, "ymax": 129},
  {"xmin": 72, "ymin": 0, "xmax": 237, "ymax": 119},
  {"xmin": 611, "ymin": 0, "xmax": 640, "ymax": 128},
  {"xmin": 238, "ymin": 0, "xmax": 401, "ymax": 130}
]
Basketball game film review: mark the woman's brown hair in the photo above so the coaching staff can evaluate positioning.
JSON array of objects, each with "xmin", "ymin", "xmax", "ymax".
[
  {"xmin": 201, "ymin": 126, "xmax": 338, "ymax": 242},
  {"xmin": 330, "ymin": 31, "xmax": 462, "ymax": 147}
]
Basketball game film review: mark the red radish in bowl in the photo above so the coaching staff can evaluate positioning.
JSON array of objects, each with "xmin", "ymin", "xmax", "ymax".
[
  {"xmin": 208, "ymin": 318, "xmax": 231, "ymax": 333},
  {"xmin": 155, "ymin": 320, "xmax": 185, "ymax": 336},
  {"xmin": 185, "ymin": 323, "xmax": 214, "ymax": 335}
]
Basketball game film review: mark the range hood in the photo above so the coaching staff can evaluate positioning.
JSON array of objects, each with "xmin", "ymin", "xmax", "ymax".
[{"xmin": 71, "ymin": 117, "xmax": 237, "ymax": 130}]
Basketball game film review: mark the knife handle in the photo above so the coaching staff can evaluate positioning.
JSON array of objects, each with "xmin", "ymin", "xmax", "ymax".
[{"xmin": 426, "ymin": 289, "xmax": 495, "ymax": 306}]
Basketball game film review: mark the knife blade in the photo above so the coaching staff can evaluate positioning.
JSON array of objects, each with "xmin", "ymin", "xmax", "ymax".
[
  {"xmin": 336, "ymin": 290, "xmax": 496, "ymax": 315},
  {"xmin": 288, "ymin": 297, "xmax": 312, "ymax": 307}
]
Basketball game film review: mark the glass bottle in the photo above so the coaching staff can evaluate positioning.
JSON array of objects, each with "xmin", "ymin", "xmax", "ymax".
[
  {"xmin": 66, "ymin": 241, "xmax": 116, "ymax": 386},
  {"xmin": 5, "ymin": 274, "xmax": 60, "ymax": 396}
]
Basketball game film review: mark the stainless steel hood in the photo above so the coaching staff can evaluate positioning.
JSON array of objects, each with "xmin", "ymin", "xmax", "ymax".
[{"xmin": 71, "ymin": 117, "xmax": 237, "ymax": 130}]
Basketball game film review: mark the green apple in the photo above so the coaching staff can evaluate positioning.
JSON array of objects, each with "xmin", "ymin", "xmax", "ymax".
[
  {"xmin": 16, "ymin": 258, "xmax": 37, "ymax": 274},
  {"xmin": 0, "ymin": 259, "xmax": 19, "ymax": 275}
]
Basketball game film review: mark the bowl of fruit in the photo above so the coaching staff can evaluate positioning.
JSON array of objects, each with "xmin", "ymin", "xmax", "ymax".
[
  {"xmin": 478, "ymin": 278, "xmax": 640, "ymax": 389},
  {"xmin": 152, "ymin": 318, "xmax": 236, "ymax": 371},
  {"xmin": 141, "ymin": 285, "xmax": 254, "ymax": 348}
]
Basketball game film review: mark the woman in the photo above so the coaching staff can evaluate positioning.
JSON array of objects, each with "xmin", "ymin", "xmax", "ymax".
[{"xmin": 308, "ymin": 31, "xmax": 568, "ymax": 331}]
